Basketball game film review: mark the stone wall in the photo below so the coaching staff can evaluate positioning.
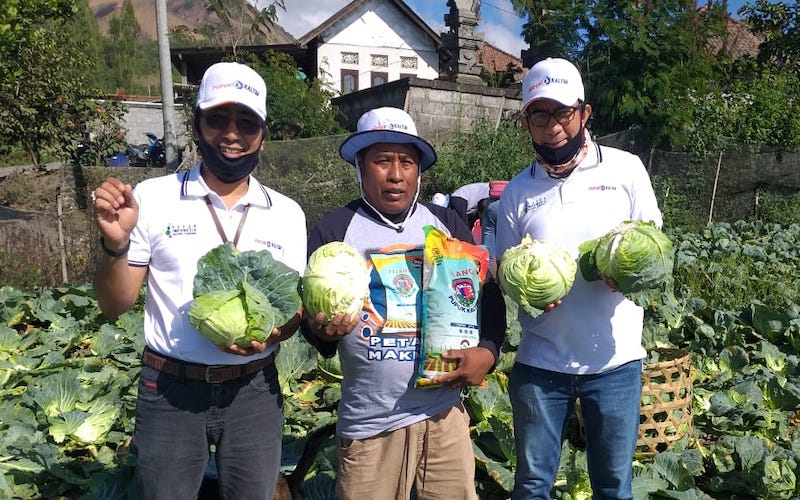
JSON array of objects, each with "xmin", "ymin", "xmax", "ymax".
[
  {"xmin": 331, "ymin": 77, "xmax": 522, "ymax": 144},
  {"xmin": 120, "ymin": 101, "xmax": 191, "ymax": 148}
]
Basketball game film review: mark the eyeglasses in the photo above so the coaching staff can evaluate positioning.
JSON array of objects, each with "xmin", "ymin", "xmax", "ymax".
[
  {"xmin": 525, "ymin": 106, "xmax": 581, "ymax": 127},
  {"xmin": 203, "ymin": 113, "xmax": 264, "ymax": 135}
]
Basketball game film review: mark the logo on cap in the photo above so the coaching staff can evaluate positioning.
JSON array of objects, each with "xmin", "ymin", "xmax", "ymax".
[{"xmin": 211, "ymin": 80, "xmax": 261, "ymax": 97}]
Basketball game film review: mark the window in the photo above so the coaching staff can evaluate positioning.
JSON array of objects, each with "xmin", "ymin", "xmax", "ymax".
[
  {"xmin": 371, "ymin": 72, "xmax": 388, "ymax": 87},
  {"xmin": 400, "ymin": 56, "xmax": 418, "ymax": 70},
  {"xmin": 341, "ymin": 69, "xmax": 359, "ymax": 94},
  {"xmin": 341, "ymin": 52, "xmax": 359, "ymax": 65},
  {"xmin": 371, "ymin": 54, "xmax": 388, "ymax": 67}
]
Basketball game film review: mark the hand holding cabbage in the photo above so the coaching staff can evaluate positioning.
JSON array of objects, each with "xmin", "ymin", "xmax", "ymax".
[
  {"xmin": 578, "ymin": 220, "xmax": 674, "ymax": 295},
  {"xmin": 301, "ymin": 241, "xmax": 370, "ymax": 325},
  {"xmin": 189, "ymin": 243, "xmax": 301, "ymax": 349},
  {"xmin": 497, "ymin": 235, "xmax": 576, "ymax": 317}
]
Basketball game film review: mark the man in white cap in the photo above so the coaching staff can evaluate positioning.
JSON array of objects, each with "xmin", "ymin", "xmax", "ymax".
[
  {"xmin": 91, "ymin": 61, "xmax": 306, "ymax": 499},
  {"xmin": 301, "ymin": 107, "xmax": 506, "ymax": 499},
  {"xmin": 495, "ymin": 58, "xmax": 663, "ymax": 498}
]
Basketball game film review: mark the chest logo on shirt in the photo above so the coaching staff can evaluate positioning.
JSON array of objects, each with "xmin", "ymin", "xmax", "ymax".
[
  {"xmin": 164, "ymin": 223, "xmax": 197, "ymax": 238},
  {"xmin": 588, "ymin": 185, "xmax": 618, "ymax": 191},
  {"xmin": 524, "ymin": 197, "xmax": 547, "ymax": 213}
]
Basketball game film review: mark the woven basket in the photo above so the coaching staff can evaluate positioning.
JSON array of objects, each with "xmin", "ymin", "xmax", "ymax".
[{"xmin": 636, "ymin": 348, "xmax": 693, "ymax": 457}]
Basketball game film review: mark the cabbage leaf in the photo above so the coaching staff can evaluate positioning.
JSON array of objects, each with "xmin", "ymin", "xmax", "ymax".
[{"xmin": 190, "ymin": 243, "xmax": 301, "ymax": 347}]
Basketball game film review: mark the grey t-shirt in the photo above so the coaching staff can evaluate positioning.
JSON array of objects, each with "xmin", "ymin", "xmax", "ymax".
[{"xmin": 302, "ymin": 199, "xmax": 503, "ymax": 439}]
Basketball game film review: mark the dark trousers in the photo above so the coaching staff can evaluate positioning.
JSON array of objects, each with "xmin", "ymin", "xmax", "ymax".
[{"xmin": 132, "ymin": 362, "xmax": 283, "ymax": 499}]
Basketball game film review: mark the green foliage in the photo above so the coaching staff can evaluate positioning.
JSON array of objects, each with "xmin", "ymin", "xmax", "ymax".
[
  {"xmin": 427, "ymin": 119, "xmax": 530, "ymax": 198},
  {"xmin": 0, "ymin": 13, "xmax": 98, "ymax": 167},
  {"xmin": 740, "ymin": 0, "xmax": 799, "ymax": 72},
  {"xmin": 511, "ymin": 0, "xmax": 586, "ymax": 61},
  {"xmin": 581, "ymin": 0, "xmax": 727, "ymax": 146},
  {"xmin": 244, "ymin": 52, "xmax": 346, "ymax": 140},
  {"xmin": 257, "ymin": 134, "xmax": 357, "ymax": 231},
  {"xmin": 203, "ymin": 0, "xmax": 286, "ymax": 47},
  {"xmin": 0, "ymin": 0, "xmax": 76, "ymax": 60},
  {"xmin": 665, "ymin": 67, "xmax": 800, "ymax": 155}
]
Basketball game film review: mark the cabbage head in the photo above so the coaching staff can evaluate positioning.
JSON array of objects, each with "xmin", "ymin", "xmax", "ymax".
[
  {"xmin": 578, "ymin": 220, "xmax": 674, "ymax": 294},
  {"xmin": 190, "ymin": 243, "xmax": 301, "ymax": 347},
  {"xmin": 498, "ymin": 235, "xmax": 576, "ymax": 316},
  {"xmin": 302, "ymin": 241, "xmax": 370, "ymax": 323}
]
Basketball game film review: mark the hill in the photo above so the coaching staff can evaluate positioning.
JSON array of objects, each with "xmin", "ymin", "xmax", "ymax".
[{"xmin": 88, "ymin": 0, "xmax": 294, "ymax": 44}]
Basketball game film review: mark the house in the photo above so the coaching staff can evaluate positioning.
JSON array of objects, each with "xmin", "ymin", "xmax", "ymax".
[
  {"xmin": 477, "ymin": 42, "xmax": 525, "ymax": 82},
  {"xmin": 295, "ymin": 0, "xmax": 447, "ymax": 96}
]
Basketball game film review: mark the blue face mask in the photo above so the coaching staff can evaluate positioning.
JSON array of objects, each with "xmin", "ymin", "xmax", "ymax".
[{"xmin": 198, "ymin": 137, "xmax": 260, "ymax": 184}]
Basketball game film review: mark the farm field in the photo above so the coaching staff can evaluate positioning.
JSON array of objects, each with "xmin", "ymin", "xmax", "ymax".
[{"xmin": 0, "ymin": 220, "xmax": 798, "ymax": 499}]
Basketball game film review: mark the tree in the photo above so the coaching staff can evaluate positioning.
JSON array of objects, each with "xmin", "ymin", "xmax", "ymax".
[
  {"xmin": 512, "ymin": 0, "xmax": 728, "ymax": 148},
  {"xmin": 104, "ymin": 0, "xmax": 142, "ymax": 93},
  {"xmin": 190, "ymin": 0, "xmax": 286, "ymax": 48},
  {"xmin": 511, "ymin": 0, "xmax": 587, "ymax": 63},
  {"xmin": 244, "ymin": 52, "xmax": 345, "ymax": 140},
  {"xmin": 0, "ymin": 0, "xmax": 76, "ymax": 60},
  {"xmin": 740, "ymin": 0, "xmax": 799, "ymax": 73}
]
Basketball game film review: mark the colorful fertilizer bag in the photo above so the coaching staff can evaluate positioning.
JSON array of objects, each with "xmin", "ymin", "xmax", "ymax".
[{"xmin": 416, "ymin": 225, "xmax": 488, "ymax": 387}]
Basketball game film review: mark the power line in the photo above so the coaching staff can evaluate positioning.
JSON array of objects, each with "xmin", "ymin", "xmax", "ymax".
[{"xmin": 481, "ymin": 1, "xmax": 525, "ymax": 20}]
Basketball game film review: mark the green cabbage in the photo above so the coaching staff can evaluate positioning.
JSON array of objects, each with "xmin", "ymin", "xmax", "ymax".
[
  {"xmin": 498, "ymin": 235, "xmax": 576, "ymax": 316},
  {"xmin": 189, "ymin": 243, "xmax": 301, "ymax": 347},
  {"xmin": 301, "ymin": 241, "xmax": 370, "ymax": 323},
  {"xmin": 578, "ymin": 220, "xmax": 674, "ymax": 294}
]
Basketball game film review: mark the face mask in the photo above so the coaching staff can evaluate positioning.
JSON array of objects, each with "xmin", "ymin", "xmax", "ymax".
[
  {"xmin": 198, "ymin": 137, "xmax": 260, "ymax": 184},
  {"xmin": 532, "ymin": 123, "xmax": 586, "ymax": 166}
]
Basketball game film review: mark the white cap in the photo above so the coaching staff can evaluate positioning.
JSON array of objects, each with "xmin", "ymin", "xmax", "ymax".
[
  {"xmin": 339, "ymin": 107, "xmax": 437, "ymax": 171},
  {"xmin": 196, "ymin": 62, "xmax": 267, "ymax": 122},
  {"xmin": 521, "ymin": 58, "xmax": 585, "ymax": 114}
]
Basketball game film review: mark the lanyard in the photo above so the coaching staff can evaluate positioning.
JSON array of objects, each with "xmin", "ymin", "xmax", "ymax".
[{"xmin": 204, "ymin": 195, "xmax": 251, "ymax": 248}]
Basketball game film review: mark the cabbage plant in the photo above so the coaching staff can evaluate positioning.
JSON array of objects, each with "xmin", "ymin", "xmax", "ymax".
[
  {"xmin": 578, "ymin": 220, "xmax": 674, "ymax": 294},
  {"xmin": 189, "ymin": 243, "xmax": 301, "ymax": 347},
  {"xmin": 301, "ymin": 241, "xmax": 370, "ymax": 323},
  {"xmin": 497, "ymin": 235, "xmax": 576, "ymax": 316}
]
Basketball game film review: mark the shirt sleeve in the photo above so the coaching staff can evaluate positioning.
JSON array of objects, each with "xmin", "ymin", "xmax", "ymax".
[
  {"xmin": 477, "ymin": 280, "xmax": 506, "ymax": 365},
  {"xmin": 628, "ymin": 156, "xmax": 664, "ymax": 228}
]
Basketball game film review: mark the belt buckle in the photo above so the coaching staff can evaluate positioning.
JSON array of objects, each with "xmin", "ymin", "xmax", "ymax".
[{"xmin": 204, "ymin": 365, "xmax": 225, "ymax": 383}]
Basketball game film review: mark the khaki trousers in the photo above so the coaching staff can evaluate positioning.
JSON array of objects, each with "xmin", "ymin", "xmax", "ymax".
[{"xmin": 336, "ymin": 403, "xmax": 478, "ymax": 500}]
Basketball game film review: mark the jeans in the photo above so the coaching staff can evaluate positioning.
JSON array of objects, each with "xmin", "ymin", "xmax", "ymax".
[
  {"xmin": 509, "ymin": 360, "xmax": 642, "ymax": 500},
  {"xmin": 480, "ymin": 198, "xmax": 499, "ymax": 260},
  {"xmin": 132, "ymin": 362, "xmax": 283, "ymax": 500}
]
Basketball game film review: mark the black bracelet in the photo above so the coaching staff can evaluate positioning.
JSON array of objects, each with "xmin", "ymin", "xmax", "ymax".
[{"xmin": 99, "ymin": 237, "xmax": 130, "ymax": 258}]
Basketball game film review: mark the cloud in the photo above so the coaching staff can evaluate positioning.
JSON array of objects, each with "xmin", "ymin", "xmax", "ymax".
[
  {"xmin": 479, "ymin": 21, "xmax": 527, "ymax": 59},
  {"xmin": 266, "ymin": 0, "xmax": 528, "ymax": 56},
  {"xmin": 271, "ymin": 0, "xmax": 349, "ymax": 37}
]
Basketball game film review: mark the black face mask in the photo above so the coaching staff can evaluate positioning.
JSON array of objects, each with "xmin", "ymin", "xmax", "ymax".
[
  {"xmin": 198, "ymin": 137, "xmax": 260, "ymax": 184},
  {"xmin": 532, "ymin": 123, "xmax": 586, "ymax": 166}
]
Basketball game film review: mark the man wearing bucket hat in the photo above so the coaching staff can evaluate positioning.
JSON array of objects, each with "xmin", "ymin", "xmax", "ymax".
[
  {"xmin": 301, "ymin": 107, "xmax": 506, "ymax": 499},
  {"xmin": 92, "ymin": 61, "xmax": 306, "ymax": 499},
  {"xmin": 494, "ymin": 58, "xmax": 663, "ymax": 499}
]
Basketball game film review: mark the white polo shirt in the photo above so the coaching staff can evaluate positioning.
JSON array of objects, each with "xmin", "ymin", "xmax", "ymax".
[
  {"xmin": 495, "ymin": 142, "xmax": 662, "ymax": 374},
  {"xmin": 128, "ymin": 164, "xmax": 307, "ymax": 365}
]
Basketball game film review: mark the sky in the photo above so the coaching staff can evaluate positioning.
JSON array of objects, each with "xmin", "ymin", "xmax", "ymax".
[{"xmin": 272, "ymin": 0, "xmax": 762, "ymax": 59}]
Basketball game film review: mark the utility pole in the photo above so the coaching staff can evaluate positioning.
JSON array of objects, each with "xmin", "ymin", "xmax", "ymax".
[{"xmin": 155, "ymin": 0, "xmax": 180, "ymax": 172}]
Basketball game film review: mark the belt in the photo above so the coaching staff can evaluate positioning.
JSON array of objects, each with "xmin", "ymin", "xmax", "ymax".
[{"xmin": 142, "ymin": 348, "xmax": 276, "ymax": 383}]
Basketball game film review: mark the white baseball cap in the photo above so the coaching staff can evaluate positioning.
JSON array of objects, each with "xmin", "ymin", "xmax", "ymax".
[
  {"xmin": 339, "ymin": 107, "xmax": 437, "ymax": 172},
  {"xmin": 521, "ymin": 58, "xmax": 585, "ymax": 114},
  {"xmin": 196, "ymin": 62, "xmax": 268, "ymax": 122}
]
